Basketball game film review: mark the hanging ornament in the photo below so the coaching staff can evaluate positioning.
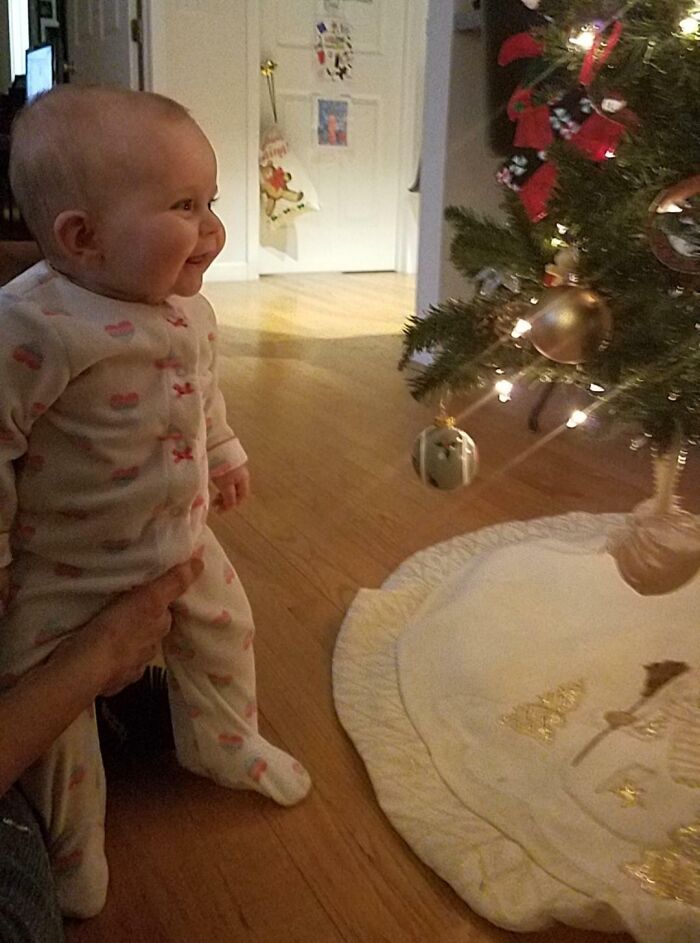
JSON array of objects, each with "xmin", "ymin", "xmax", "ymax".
[
  {"xmin": 608, "ymin": 438, "xmax": 700, "ymax": 595},
  {"xmin": 497, "ymin": 32, "xmax": 544, "ymax": 67},
  {"xmin": 648, "ymin": 176, "xmax": 700, "ymax": 283},
  {"xmin": 497, "ymin": 20, "xmax": 626, "ymax": 220},
  {"xmin": 496, "ymin": 149, "xmax": 558, "ymax": 223},
  {"xmin": 474, "ymin": 266, "xmax": 521, "ymax": 298},
  {"xmin": 507, "ymin": 86, "xmax": 553, "ymax": 150},
  {"xmin": 600, "ymin": 92, "xmax": 627, "ymax": 114},
  {"xmin": 544, "ymin": 247, "xmax": 580, "ymax": 287},
  {"xmin": 548, "ymin": 85, "xmax": 625, "ymax": 161},
  {"xmin": 412, "ymin": 417, "xmax": 478, "ymax": 491},
  {"xmin": 528, "ymin": 286, "xmax": 613, "ymax": 364}
]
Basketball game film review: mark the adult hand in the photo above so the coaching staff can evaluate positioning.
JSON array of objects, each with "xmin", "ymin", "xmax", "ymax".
[{"xmin": 69, "ymin": 558, "xmax": 203, "ymax": 697}]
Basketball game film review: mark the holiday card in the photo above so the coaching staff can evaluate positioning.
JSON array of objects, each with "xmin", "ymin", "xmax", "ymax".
[
  {"xmin": 315, "ymin": 17, "xmax": 353, "ymax": 82},
  {"xmin": 316, "ymin": 98, "xmax": 349, "ymax": 147}
]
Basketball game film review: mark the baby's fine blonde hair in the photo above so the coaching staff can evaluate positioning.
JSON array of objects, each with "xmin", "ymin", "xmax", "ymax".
[{"xmin": 10, "ymin": 85, "xmax": 193, "ymax": 257}]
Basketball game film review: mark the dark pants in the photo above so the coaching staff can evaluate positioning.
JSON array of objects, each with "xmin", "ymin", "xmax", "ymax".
[{"xmin": 0, "ymin": 787, "xmax": 64, "ymax": 943}]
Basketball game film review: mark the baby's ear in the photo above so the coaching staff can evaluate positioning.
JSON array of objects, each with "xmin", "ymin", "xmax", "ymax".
[{"xmin": 53, "ymin": 210, "xmax": 101, "ymax": 265}]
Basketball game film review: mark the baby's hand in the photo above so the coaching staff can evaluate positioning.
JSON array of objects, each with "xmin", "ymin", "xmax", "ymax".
[{"xmin": 212, "ymin": 463, "xmax": 251, "ymax": 512}]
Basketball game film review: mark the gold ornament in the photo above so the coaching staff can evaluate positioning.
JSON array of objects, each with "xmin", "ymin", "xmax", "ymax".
[
  {"xmin": 528, "ymin": 286, "xmax": 613, "ymax": 364},
  {"xmin": 412, "ymin": 418, "xmax": 478, "ymax": 491},
  {"xmin": 648, "ymin": 175, "xmax": 700, "ymax": 280}
]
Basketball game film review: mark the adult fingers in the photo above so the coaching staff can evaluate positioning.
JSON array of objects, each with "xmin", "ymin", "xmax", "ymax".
[{"xmin": 145, "ymin": 558, "xmax": 204, "ymax": 612}]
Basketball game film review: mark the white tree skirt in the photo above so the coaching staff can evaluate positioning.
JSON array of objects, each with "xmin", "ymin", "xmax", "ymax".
[{"xmin": 333, "ymin": 513, "xmax": 700, "ymax": 943}]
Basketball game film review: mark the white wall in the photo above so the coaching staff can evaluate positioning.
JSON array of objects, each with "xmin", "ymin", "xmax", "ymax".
[
  {"xmin": 147, "ymin": 0, "xmax": 258, "ymax": 281},
  {"xmin": 417, "ymin": 0, "xmax": 502, "ymax": 312}
]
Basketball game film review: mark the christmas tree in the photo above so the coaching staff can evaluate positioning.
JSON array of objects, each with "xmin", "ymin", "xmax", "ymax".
[{"xmin": 401, "ymin": 0, "xmax": 700, "ymax": 453}]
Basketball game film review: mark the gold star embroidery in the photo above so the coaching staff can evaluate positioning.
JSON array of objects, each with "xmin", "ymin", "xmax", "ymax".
[{"xmin": 612, "ymin": 782, "xmax": 644, "ymax": 807}]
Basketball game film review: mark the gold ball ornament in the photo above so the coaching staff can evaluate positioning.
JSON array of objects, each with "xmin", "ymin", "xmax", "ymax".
[
  {"xmin": 648, "ymin": 175, "xmax": 700, "ymax": 284},
  {"xmin": 412, "ymin": 417, "xmax": 479, "ymax": 491},
  {"xmin": 528, "ymin": 286, "xmax": 613, "ymax": 364}
]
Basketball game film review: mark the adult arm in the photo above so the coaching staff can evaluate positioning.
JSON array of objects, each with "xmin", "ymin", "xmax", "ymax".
[{"xmin": 0, "ymin": 558, "xmax": 203, "ymax": 797}]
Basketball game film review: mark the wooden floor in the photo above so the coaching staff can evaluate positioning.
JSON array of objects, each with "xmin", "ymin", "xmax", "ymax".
[{"xmin": 67, "ymin": 272, "xmax": 699, "ymax": 943}]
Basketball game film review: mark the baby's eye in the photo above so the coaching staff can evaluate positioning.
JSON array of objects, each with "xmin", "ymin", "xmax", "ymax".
[{"xmin": 173, "ymin": 199, "xmax": 194, "ymax": 211}]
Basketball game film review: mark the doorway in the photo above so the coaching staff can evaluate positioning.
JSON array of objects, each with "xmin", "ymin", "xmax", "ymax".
[{"xmin": 257, "ymin": 0, "xmax": 426, "ymax": 275}]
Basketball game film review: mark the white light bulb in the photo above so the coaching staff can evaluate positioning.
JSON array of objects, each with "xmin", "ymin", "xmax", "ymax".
[
  {"xmin": 680, "ymin": 15, "xmax": 699, "ymax": 33},
  {"xmin": 589, "ymin": 383, "xmax": 605, "ymax": 393},
  {"xmin": 511, "ymin": 319, "xmax": 532, "ymax": 339},
  {"xmin": 604, "ymin": 148, "xmax": 616, "ymax": 159},
  {"xmin": 570, "ymin": 27, "xmax": 596, "ymax": 49},
  {"xmin": 566, "ymin": 409, "xmax": 588, "ymax": 428},
  {"xmin": 551, "ymin": 236, "xmax": 567, "ymax": 248},
  {"xmin": 495, "ymin": 379, "xmax": 513, "ymax": 402},
  {"xmin": 556, "ymin": 223, "xmax": 569, "ymax": 235}
]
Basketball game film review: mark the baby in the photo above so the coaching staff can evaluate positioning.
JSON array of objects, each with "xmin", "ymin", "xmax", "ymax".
[{"xmin": 0, "ymin": 85, "xmax": 311, "ymax": 918}]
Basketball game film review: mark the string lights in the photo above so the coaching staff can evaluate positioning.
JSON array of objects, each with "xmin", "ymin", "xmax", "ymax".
[
  {"xmin": 679, "ymin": 13, "xmax": 700, "ymax": 35},
  {"xmin": 495, "ymin": 379, "xmax": 514, "ymax": 403},
  {"xmin": 566, "ymin": 409, "xmax": 588, "ymax": 428},
  {"xmin": 569, "ymin": 26, "xmax": 596, "ymax": 49},
  {"xmin": 511, "ymin": 318, "xmax": 532, "ymax": 339}
]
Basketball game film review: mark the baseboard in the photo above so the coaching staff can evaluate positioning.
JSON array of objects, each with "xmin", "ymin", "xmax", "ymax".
[{"xmin": 205, "ymin": 261, "xmax": 257, "ymax": 283}]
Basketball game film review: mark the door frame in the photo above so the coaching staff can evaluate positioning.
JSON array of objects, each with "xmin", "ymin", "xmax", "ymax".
[
  {"xmin": 140, "ymin": 0, "xmax": 159, "ymax": 92},
  {"xmin": 395, "ymin": 0, "xmax": 426, "ymax": 274},
  {"xmin": 245, "ymin": 0, "xmax": 261, "ymax": 281}
]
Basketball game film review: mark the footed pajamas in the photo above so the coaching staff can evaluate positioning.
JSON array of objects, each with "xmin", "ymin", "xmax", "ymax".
[{"xmin": 0, "ymin": 262, "xmax": 310, "ymax": 918}]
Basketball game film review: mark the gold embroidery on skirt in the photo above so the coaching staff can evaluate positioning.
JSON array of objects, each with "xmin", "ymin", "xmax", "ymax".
[
  {"xmin": 623, "ymin": 821, "xmax": 700, "ymax": 906},
  {"xmin": 501, "ymin": 680, "xmax": 585, "ymax": 743}
]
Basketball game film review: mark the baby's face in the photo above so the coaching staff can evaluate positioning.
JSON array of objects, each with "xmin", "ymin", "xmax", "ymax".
[{"xmin": 91, "ymin": 116, "xmax": 225, "ymax": 304}]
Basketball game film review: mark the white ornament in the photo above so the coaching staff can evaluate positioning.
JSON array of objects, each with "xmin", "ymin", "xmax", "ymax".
[{"xmin": 412, "ymin": 419, "xmax": 478, "ymax": 491}]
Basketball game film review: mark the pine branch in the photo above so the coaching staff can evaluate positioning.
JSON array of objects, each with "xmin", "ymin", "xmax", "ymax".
[{"xmin": 445, "ymin": 206, "xmax": 544, "ymax": 282}]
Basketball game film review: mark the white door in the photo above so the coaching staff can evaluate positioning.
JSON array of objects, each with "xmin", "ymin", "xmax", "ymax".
[
  {"xmin": 66, "ymin": 0, "xmax": 140, "ymax": 88},
  {"xmin": 259, "ymin": 0, "xmax": 421, "ymax": 274}
]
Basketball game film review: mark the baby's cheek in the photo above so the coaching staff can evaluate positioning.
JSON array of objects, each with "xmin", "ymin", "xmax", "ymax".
[{"xmin": 213, "ymin": 219, "xmax": 226, "ymax": 254}]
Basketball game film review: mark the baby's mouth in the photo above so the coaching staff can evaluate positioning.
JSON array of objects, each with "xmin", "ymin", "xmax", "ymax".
[{"xmin": 186, "ymin": 254, "xmax": 208, "ymax": 266}]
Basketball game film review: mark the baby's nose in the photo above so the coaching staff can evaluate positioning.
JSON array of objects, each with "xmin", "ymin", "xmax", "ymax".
[{"xmin": 201, "ymin": 209, "xmax": 223, "ymax": 236}]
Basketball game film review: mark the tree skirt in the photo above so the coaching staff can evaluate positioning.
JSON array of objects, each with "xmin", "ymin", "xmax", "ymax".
[{"xmin": 332, "ymin": 513, "xmax": 700, "ymax": 943}]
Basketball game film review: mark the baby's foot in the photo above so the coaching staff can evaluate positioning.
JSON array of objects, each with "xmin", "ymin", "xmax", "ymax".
[
  {"xmin": 183, "ymin": 731, "xmax": 311, "ymax": 807},
  {"xmin": 224, "ymin": 738, "xmax": 312, "ymax": 807}
]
